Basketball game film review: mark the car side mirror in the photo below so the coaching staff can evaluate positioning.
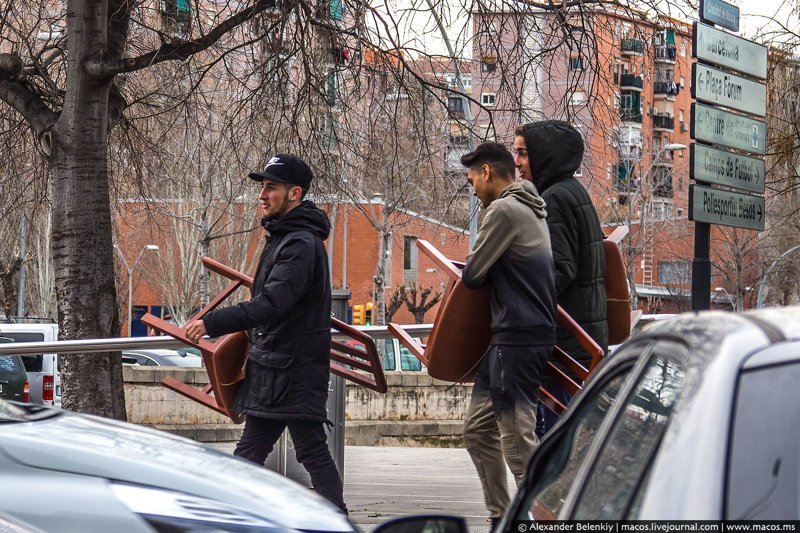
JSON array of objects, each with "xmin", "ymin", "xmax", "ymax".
[{"xmin": 374, "ymin": 515, "xmax": 468, "ymax": 533}]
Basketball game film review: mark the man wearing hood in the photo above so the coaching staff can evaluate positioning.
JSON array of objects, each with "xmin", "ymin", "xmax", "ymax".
[
  {"xmin": 460, "ymin": 143, "xmax": 556, "ymax": 528},
  {"xmin": 185, "ymin": 154, "xmax": 346, "ymax": 513},
  {"xmin": 514, "ymin": 120, "xmax": 608, "ymax": 435}
]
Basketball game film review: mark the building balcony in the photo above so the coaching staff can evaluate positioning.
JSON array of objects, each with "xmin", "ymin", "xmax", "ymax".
[
  {"xmin": 619, "ymin": 73, "xmax": 643, "ymax": 91},
  {"xmin": 620, "ymin": 109, "xmax": 643, "ymax": 123},
  {"xmin": 653, "ymin": 81, "xmax": 679, "ymax": 99},
  {"xmin": 652, "ymin": 114, "xmax": 674, "ymax": 131},
  {"xmin": 655, "ymin": 45, "xmax": 677, "ymax": 63},
  {"xmin": 652, "ymin": 172, "xmax": 674, "ymax": 198},
  {"xmin": 621, "ymin": 38, "xmax": 644, "ymax": 55}
]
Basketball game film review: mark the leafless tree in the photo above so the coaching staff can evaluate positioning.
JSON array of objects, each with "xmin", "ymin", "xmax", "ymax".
[{"xmin": 402, "ymin": 281, "xmax": 442, "ymax": 323}]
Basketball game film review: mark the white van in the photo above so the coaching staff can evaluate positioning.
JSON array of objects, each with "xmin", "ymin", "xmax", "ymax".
[{"xmin": 0, "ymin": 317, "xmax": 60, "ymax": 406}]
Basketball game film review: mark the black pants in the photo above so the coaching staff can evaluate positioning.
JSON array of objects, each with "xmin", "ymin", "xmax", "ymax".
[{"xmin": 234, "ymin": 416, "xmax": 347, "ymax": 513}]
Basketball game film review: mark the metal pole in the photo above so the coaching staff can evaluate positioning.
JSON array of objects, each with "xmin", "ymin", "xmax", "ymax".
[
  {"xmin": 0, "ymin": 324, "xmax": 435, "ymax": 356},
  {"xmin": 16, "ymin": 216, "xmax": 27, "ymax": 316},
  {"xmin": 127, "ymin": 267, "xmax": 134, "ymax": 336},
  {"xmin": 692, "ymin": 221, "xmax": 711, "ymax": 311},
  {"xmin": 756, "ymin": 244, "xmax": 800, "ymax": 308}
]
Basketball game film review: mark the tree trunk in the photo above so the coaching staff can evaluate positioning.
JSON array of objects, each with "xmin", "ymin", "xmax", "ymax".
[{"xmin": 50, "ymin": 0, "xmax": 125, "ymax": 420}]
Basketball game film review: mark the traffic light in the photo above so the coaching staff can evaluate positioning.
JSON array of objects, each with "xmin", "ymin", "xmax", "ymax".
[
  {"xmin": 352, "ymin": 304, "xmax": 365, "ymax": 325},
  {"xmin": 365, "ymin": 302, "xmax": 373, "ymax": 326}
]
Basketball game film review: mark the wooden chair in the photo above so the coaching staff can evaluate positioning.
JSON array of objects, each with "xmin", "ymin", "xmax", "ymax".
[
  {"xmin": 141, "ymin": 257, "xmax": 387, "ymax": 424},
  {"xmin": 389, "ymin": 239, "xmax": 619, "ymax": 417}
]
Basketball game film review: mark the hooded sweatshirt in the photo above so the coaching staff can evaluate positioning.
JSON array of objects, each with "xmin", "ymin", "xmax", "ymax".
[
  {"xmin": 463, "ymin": 180, "xmax": 556, "ymax": 346},
  {"xmin": 203, "ymin": 200, "xmax": 333, "ymax": 422},
  {"xmin": 520, "ymin": 120, "xmax": 608, "ymax": 366}
]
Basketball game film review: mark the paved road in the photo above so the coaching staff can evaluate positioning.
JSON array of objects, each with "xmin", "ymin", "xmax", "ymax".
[{"xmin": 208, "ymin": 443, "xmax": 514, "ymax": 532}]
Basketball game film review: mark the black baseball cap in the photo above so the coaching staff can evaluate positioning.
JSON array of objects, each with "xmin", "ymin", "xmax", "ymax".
[{"xmin": 248, "ymin": 154, "xmax": 314, "ymax": 189}]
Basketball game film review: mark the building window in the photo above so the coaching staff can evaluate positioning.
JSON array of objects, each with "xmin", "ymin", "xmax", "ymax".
[
  {"xmin": 161, "ymin": 0, "xmax": 190, "ymax": 33},
  {"xmin": 447, "ymin": 96, "xmax": 464, "ymax": 118},
  {"xmin": 658, "ymin": 259, "xmax": 690, "ymax": 285},
  {"xmin": 569, "ymin": 57, "xmax": 584, "ymax": 70},
  {"xmin": 329, "ymin": 0, "xmax": 343, "ymax": 21},
  {"xmin": 570, "ymin": 90, "xmax": 587, "ymax": 105},
  {"xmin": 403, "ymin": 236, "xmax": 418, "ymax": 284},
  {"xmin": 481, "ymin": 56, "xmax": 497, "ymax": 72},
  {"xmin": 326, "ymin": 71, "xmax": 338, "ymax": 108},
  {"xmin": 481, "ymin": 92, "xmax": 496, "ymax": 106}
]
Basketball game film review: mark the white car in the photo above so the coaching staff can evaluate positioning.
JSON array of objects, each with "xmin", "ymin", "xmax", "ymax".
[{"xmin": 0, "ymin": 399, "xmax": 353, "ymax": 532}]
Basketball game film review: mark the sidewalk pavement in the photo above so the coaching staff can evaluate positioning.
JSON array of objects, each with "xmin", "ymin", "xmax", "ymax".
[{"xmin": 207, "ymin": 443, "xmax": 516, "ymax": 532}]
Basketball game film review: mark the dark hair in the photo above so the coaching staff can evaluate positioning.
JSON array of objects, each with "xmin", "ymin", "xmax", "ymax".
[{"xmin": 459, "ymin": 142, "xmax": 515, "ymax": 179}]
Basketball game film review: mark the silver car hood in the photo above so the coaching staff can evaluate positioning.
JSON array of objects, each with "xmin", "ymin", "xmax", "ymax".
[{"xmin": 0, "ymin": 411, "xmax": 353, "ymax": 532}]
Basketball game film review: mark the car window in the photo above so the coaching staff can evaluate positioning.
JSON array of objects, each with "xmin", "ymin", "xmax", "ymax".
[
  {"xmin": 0, "ymin": 356, "xmax": 24, "ymax": 374},
  {"xmin": 121, "ymin": 355, "xmax": 140, "ymax": 366},
  {"xmin": 519, "ymin": 368, "xmax": 632, "ymax": 520},
  {"xmin": 727, "ymin": 360, "xmax": 800, "ymax": 519},
  {"xmin": 2, "ymin": 333, "xmax": 45, "ymax": 372},
  {"xmin": 400, "ymin": 345, "xmax": 422, "ymax": 371},
  {"xmin": 383, "ymin": 339, "xmax": 396, "ymax": 371},
  {"xmin": 573, "ymin": 345, "xmax": 686, "ymax": 520}
]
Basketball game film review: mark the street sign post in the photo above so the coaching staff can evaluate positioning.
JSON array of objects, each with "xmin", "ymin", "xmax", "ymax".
[
  {"xmin": 700, "ymin": 0, "xmax": 740, "ymax": 32},
  {"xmin": 691, "ymin": 103, "xmax": 767, "ymax": 155},
  {"xmin": 693, "ymin": 22, "xmax": 768, "ymax": 79},
  {"xmin": 690, "ymin": 144, "xmax": 765, "ymax": 194},
  {"xmin": 692, "ymin": 63, "xmax": 766, "ymax": 117},
  {"xmin": 689, "ymin": 184, "xmax": 765, "ymax": 231}
]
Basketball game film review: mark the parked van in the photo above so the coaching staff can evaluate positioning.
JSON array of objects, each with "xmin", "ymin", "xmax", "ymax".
[
  {"xmin": 0, "ymin": 317, "xmax": 60, "ymax": 406},
  {"xmin": 344, "ymin": 337, "xmax": 426, "ymax": 372},
  {"xmin": 0, "ymin": 337, "xmax": 29, "ymax": 403}
]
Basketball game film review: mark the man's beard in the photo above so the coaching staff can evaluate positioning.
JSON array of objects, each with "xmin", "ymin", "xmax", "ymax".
[{"xmin": 264, "ymin": 190, "xmax": 293, "ymax": 221}]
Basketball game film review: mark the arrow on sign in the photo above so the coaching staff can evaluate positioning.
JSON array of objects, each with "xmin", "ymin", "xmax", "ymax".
[
  {"xmin": 757, "ymin": 203, "xmax": 763, "ymax": 221},
  {"xmin": 755, "ymin": 165, "xmax": 761, "ymax": 184}
]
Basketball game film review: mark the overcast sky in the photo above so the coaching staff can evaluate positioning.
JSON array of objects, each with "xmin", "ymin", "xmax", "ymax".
[{"xmin": 385, "ymin": 0, "xmax": 798, "ymax": 57}]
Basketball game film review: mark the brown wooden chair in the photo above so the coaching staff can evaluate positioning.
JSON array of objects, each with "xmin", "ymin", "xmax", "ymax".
[
  {"xmin": 388, "ymin": 240, "xmax": 607, "ymax": 416},
  {"xmin": 141, "ymin": 257, "xmax": 387, "ymax": 424}
]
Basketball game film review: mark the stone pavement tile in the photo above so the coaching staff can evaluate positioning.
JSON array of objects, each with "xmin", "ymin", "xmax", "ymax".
[{"xmin": 206, "ymin": 442, "xmax": 512, "ymax": 532}]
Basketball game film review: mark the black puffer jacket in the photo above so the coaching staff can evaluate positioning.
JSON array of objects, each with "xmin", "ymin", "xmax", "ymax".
[
  {"xmin": 520, "ymin": 120, "xmax": 608, "ymax": 367},
  {"xmin": 203, "ymin": 201, "xmax": 332, "ymax": 422}
]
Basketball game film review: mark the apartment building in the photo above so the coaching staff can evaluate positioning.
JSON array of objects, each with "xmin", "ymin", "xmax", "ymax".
[{"xmin": 468, "ymin": 6, "xmax": 733, "ymax": 311}]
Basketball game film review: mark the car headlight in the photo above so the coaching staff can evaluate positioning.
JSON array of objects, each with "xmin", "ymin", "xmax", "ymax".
[{"xmin": 110, "ymin": 483, "xmax": 296, "ymax": 532}]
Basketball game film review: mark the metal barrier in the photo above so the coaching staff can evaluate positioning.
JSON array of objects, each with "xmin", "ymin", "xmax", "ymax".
[{"xmin": 0, "ymin": 324, "xmax": 434, "ymax": 356}]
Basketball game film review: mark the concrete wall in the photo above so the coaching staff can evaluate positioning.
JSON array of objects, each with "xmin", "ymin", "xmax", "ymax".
[{"xmin": 124, "ymin": 366, "xmax": 472, "ymax": 446}]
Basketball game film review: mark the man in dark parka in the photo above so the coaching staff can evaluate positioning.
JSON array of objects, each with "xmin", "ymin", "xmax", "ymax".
[
  {"xmin": 186, "ymin": 154, "xmax": 345, "ymax": 513},
  {"xmin": 514, "ymin": 120, "xmax": 609, "ymax": 436}
]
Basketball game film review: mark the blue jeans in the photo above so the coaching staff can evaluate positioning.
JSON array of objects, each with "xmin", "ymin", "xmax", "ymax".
[{"xmin": 536, "ymin": 382, "xmax": 572, "ymax": 439}]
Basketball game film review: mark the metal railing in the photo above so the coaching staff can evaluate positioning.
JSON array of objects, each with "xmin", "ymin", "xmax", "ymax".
[{"xmin": 0, "ymin": 324, "xmax": 434, "ymax": 357}]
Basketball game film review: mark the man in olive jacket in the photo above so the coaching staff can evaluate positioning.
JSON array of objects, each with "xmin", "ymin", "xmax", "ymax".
[
  {"xmin": 514, "ymin": 120, "xmax": 608, "ymax": 435},
  {"xmin": 186, "ymin": 154, "xmax": 345, "ymax": 513},
  {"xmin": 460, "ymin": 143, "xmax": 556, "ymax": 528}
]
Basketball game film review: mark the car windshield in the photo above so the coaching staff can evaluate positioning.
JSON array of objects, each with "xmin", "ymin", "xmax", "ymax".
[{"xmin": 0, "ymin": 399, "xmax": 60, "ymax": 423}]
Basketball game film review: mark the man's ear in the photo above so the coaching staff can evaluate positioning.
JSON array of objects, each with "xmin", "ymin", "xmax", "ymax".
[{"xmin": 482, "ymin": 163, "xmax": 492, "ymax": 181}]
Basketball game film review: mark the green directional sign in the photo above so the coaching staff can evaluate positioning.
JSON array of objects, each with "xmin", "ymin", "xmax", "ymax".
[
  {"xmin": 700, "ymin": 0, "xmax": 740, "ymax": 32},
  {"xmin": 692, "ymin": 63, "xmax": 766, "ymax": 117},
  {"xmin": 691, "ymin": 103, "xmax": 766, "ymax": 155},
  {"xmin": 693, "ymin": 22, "xmax": 767, "ymax": 80},
  {"xmin": 690, "ymin": 144, "xmax": 765, "ymax": 194},
  {"xmin": 689, "ymin": 184, "xmax": 765, "ymax": 231}
]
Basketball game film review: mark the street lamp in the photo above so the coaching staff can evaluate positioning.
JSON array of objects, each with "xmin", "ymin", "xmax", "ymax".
[{"xmin": 114, "ymin": 244, "xmax": 159, "ymax": 336}]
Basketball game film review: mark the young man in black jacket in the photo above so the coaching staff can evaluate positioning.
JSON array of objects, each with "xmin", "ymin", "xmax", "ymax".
[
  {"xmin": 460, "ymin": 143, "xmax": 556, "ymax": 528},
  {"xmin": 186, "ymin": 154, "xmax": 346, "ymax": 513},
  {"xmin": 514, "ymin": 120, "xmax": 608, "ymax": 436}
]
